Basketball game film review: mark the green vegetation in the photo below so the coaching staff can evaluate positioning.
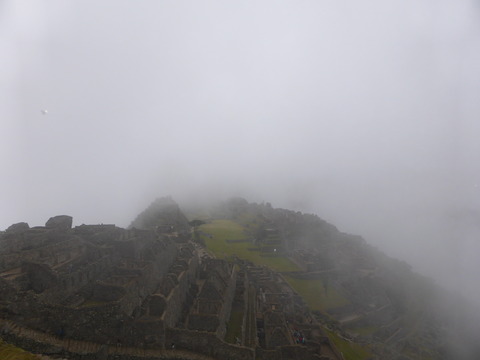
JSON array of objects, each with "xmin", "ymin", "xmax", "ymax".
[
  {"xmin": 201, "ymin": 220, "xmax": 246, "ymax": 243},
  {"xmin": 349, "ymin": 325, "xmax": 377, "ymax": 336},
  {"xmin": 189, "ymin": 219, "xmax": 206, "ymax": 227},
  {"xmin": 199, "ymin": 220, "xmax": 298, "ymax": 272},
  {"xmin": 200, "ymin": 216, "xmax": 369, "ymax": 360},
  {"xmin": 284, "ymin": 275, "xmax": 349, "ymax": 311},
  {"xmin": 0, "ymin": 339, "xmax": 38, "ymax": 360},
  {"xmin": 325, "ymin": 329, "xmax": 372, "ymax": 360},
  {"xmin": 225, "ymin": 310, "xmax": 243, "ymax": 344},
  {"xmin": 232, "ymin": 211, "xmax": 259, "ymax": 229},
  {"xmin": 200, "ymin": 219, "xmax": 349, "ymax": 311}
]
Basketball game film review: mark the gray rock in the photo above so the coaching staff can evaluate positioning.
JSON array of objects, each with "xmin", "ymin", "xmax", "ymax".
[
  {"xmin": 45, "ymin": 216, "xmax": 73, "ymax": 230},
  {"xmin": 22, "ymin": 262, "xmax": 58, "ymax": 293},
  {"xmin": 6, "ymin": 222, "xmax": 30, "ymax": 233}
]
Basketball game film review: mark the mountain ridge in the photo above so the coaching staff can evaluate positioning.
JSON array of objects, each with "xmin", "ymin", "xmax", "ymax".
[
  {"xmin": 0, "ymin": 196, "xmax": 479, "ymax": 359},
  {"xmin": 186, "ymin": 197, "xmax": 480, "ymax": 359}
]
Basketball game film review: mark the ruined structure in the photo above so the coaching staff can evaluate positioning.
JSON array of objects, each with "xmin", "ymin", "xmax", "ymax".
[
  {"xmin": 0, "ymin": 198, "xmax": 344, "ymax": 359},
  {"xmin": 0, "ymin": 214, "xmax": 236, "ymax": 358}
]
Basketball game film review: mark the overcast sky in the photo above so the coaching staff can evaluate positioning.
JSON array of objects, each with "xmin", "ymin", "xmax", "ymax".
[{"xmin": 1, "ymin": 0, "xmax": 480, "ymax": 302}]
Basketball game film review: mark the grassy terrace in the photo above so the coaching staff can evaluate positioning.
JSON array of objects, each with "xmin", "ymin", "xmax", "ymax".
[
  {"xmin": 0, "ymin": 339, "xmax": 38, "ymax": 360},
  {"xmin": 199, "ymin": 220, "xmax": 349, "ymax": 311},
  {"xmin": 199, "ymin": 218, "xmax": 371, "ymax": 360},
  {"xmin": 225, "ymin": 310, "xmax": 243, "ymax": 344},
  {"xmin": 200, "ymin": 220, "xmax": 298, "ymax": 272},
  {"xmin": 283, "ymin": 275, "xmax": 349, "ymax": 312},
  {"xmin": 325, "ymin": 329, "xmax": 372, "ymax": 360}
]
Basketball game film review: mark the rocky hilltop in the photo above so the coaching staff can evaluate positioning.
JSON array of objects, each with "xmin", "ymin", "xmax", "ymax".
[
  {"xmin": 0, "ymin": 197, "xmax": 479, "ymax": 360},
  {"xmin": 129, "ymin": 196, "xmax": 191, "ymax": 232}
]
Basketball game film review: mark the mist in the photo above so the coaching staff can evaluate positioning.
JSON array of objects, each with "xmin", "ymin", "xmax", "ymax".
[{"xmin": 1, "ymin": 0, "xmax": 480, "ymax": 305}]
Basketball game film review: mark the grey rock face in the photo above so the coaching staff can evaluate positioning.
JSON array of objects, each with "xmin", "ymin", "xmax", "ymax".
[
  {"xmin": 22, "ymin": 262, "xmax": 58, "ymax": 293},
  {"xmin": 129, "ymin": 197, "xmax": 190, "ymax": 232},
  {"xmin": 45, "ymin": 215, "xmax": 73, "ymax": 230}
]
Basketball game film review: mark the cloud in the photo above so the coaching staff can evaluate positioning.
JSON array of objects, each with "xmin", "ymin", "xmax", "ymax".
[{"xmin": 1, "ymin": 0, "xmax": 480, "ymax": 303}]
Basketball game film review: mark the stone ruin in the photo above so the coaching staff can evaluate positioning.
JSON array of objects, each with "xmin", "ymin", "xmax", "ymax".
[{"xmin": 0, "ymin": 210, "xmax": 343, "ymax": 359}]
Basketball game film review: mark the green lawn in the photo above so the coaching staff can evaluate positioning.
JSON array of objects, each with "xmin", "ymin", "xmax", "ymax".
[
  {"xmin": 232, "ymin": 212, "xmax": 259, "ymax": 229},
  {"xmin": 325, "ymin": 329, "xmax": 372, "ymax": 360},
  {"xmin": 199, "ymin": 220, "xmax": 298, "ymax": 272},
  {"xmin": 284, "ymin": 275, "xmax": 349, "ymax": 311},
  {"xmin": 201, "ymin": 219, "xmax": 246, "ymax": 243},
  {"xmin": 0, "ymin": 339, "xmax": 38, "ymax": 360},
  {"xmin": 225, "ymin": 310, "xmax": 243, "ymax": 344},
  {"xmin": 349, "ymin": 325, "xmax": 377, "ymax": 337}
]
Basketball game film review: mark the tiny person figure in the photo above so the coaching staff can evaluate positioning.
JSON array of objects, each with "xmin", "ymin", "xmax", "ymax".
[{"xmin": 59, "ymin": 326, "xmax": 65, "ymax": 339}]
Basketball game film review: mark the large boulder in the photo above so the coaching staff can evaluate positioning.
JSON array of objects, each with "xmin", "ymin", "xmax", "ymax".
[
  {"xmin": 45, "ymin": 215, "xmax": 73, "ymax": 230},
  {"xmin": 6, "ymin": 222, "xmax": 29, "ymax": 233}
]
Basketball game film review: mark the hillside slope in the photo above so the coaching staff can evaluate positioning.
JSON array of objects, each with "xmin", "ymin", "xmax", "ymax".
[{"xmin": 189, "ymin": 198, "xmax": 480, "ymax": 360}]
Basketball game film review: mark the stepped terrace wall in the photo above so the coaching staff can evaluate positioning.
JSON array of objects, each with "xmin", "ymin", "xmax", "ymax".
[
  {"xmin": 0, "ymin": 233, "xmax": 87, "ymax": 272},
  {"xmin": 216, "ymin": 263, "xmax": 237, "ymax": 339},
  {"xmin": 161, "ymin": 246, "xmax": 199, "ymax": 328},
  {"xmin": 167, "ymin": 327, "xmax": 254, "ymax": 360},
  {"xmin": 188, "ymin": 259, "xmax": 237, "ymax": 338}
]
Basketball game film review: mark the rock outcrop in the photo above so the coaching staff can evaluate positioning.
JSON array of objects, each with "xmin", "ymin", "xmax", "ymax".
[
  {"xmin": 6, "ymin": 222, "xmax": 29, "ymax": 234},
  {"xmin": 129, "ymin": 197, "xmax": 191, "ymax": 233},
  {"xmin": 45, "ymin": 215, "xmax": 73, "ymax": 230}
]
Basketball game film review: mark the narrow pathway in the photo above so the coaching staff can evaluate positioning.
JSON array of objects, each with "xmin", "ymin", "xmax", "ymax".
[
  {"xmin": 0, "ymin": 267, "xmax": 22, "ymax": 280},
  {"xmin": 0, "ymin": 318, "xmax": 218, "ymax": 360},
  {"xmin": 244, "ymin": 285, "xmax": 257, "ymax": 348}
]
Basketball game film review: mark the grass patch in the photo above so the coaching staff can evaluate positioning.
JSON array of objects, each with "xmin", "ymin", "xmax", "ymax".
[
  {"xmin": 0, "ymin": 339, "xmax": 39, "ymax": 360},
  {"xmin": 233, "ymin": 212, "xmax": 259, "ymax": 229},
  {"xmin": 349, "ymin": 325, "xmax": 377, "ymax": 337},
  {"xmin": 225, "ymin": 310, "xmax": 243, "ymax": 344},
  {"xmin": 284, "ymin": 275, "xmax": 349, "ymax": 312},
  {"xmin": 199, "ymin": 220, "xmax": 298, "ymax": 272},
  {"xmin": 201, "ymin": 220, "xmax": 246, "ymax": 243},
  {"xmin": 325, "ymin": 329, "xmax": 372, "ymax": 360}
]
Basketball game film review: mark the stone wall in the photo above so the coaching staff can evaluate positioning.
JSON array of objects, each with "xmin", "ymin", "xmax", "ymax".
[
  {"xmin": 131, "ymin": 318, "xmax": 166, "ymax": 348},
  {"xmin": 255, "ymin": 344, "xmax": 328, "ymax": 360},
  {"xmin": 187, "ymin": 259, "xmax": 237, "ymax": 338},
  {"xmin": 21, "ymin": 262, "xmax": 57, "ymax": 293},
  {"xmin": 45, "ymin": 254, "xmax": 119, "ymax": 304},
  {"xmin": 167, "ymin": 327, "xmax": 254, "ymax": 360},
  {"xmin": 216, "ymin": 263, "xmax": 237, "ymax": 339},
  {"xmin": 0, "ymin": 234, "xmax": 85, "ymax": 272},
  {"xmin": 5, "ymin": 294, "xmax": 128, "ymax": 345},
  {"xmin": 187, "ymin": 314, "xmax": 219, "ymax": 332},
  {"xmin": 0, "ymin": 277, "xmax": 16, "ymax": 301},
  {"xmin": 263, "ymin": 311, "xmax": 291, "ymax": 349},
  {"xmin": 231, "ymin": 270, "xmax": 249, "ymax": 345},
  {"xmin": 162, "ymin": 245, "xmax": 199, "ymax": 327},
  {"xmin": 115, "ymin": 265, "xmax": 160, "ymax": 315}
]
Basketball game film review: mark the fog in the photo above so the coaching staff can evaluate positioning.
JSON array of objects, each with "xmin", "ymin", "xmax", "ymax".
[{"xmin": 1, "ymin": 1, "xmax": 480, "ymax": 304}]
